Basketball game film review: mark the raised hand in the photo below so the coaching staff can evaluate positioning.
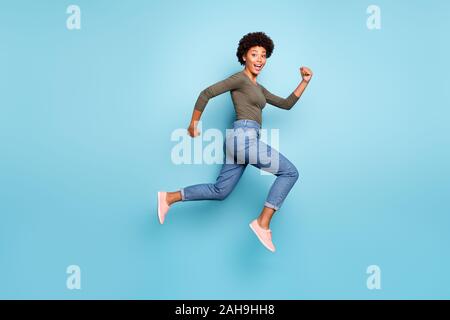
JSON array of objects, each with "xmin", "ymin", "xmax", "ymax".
[{"xmin": 300, "ymin": 66, "xmax": 313, "ymax": 83}]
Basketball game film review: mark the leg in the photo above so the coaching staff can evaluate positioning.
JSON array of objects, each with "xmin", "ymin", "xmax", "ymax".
[
  {"xmin": 158, "ymin": 134, "xmax": 248, "ymax": 226},
  {"xmin": 166, "ymin": 190, "xmax": 182, "ymax": 205},
  {"xmin": 251, "ymin": 139, "xmax": 299, "ymax": 228},
  {"xmin": 166, "ymin": 131, "xmax": 247, "ymax": 205},
  {"xmin": 257, "ymin": 206, "xmax": 276, "ymax": 230},
  {"xmin": 166, "ymin": 162, "xmax": 246, "ymax": 205},
  {"xmin": 179, "ymin": 162, "xmax": 246, "ymax": 202}
]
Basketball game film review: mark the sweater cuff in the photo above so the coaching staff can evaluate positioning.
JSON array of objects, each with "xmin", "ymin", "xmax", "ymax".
[
  {"xmin": 194, "ymin": 94, "xmax": 208, "ymax": 112},
  {"xmin": 289, "ymin": 91, "xmax": 300, "ymax": 101}
]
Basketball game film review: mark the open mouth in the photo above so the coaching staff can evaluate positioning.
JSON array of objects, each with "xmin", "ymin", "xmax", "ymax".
[{"xmin": 254, "ymin": 64, "xmax": 263, "ymax": 71}]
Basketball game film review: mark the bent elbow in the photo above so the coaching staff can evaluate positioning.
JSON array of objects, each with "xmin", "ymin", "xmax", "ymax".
[{"xmin": 281, "ymin": 103, "xmax": 294, "ymax": 110}]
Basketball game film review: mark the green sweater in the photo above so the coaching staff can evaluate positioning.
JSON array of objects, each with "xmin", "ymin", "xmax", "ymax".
[{"xmin": 194, "ymin": 70, "xmax": 299, "ymax": 126}]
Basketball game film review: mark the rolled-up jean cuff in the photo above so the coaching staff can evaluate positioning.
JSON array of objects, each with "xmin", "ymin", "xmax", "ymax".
[
  {"xmin": 264, "ymin": 201, "xmax": 279, "ymax": 211},
  {"xmin": 180, "ymin": 188, "xmax": 186, "ymax": 201}
]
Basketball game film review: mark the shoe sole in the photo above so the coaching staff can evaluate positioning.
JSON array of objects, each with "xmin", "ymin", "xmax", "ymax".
[
  {"xmin": 157, "ymin": 192, "xmax": 164, "ymax": 224},
  {"xmin": 249, "ymin": 222, "xmax": 275, "ymax": 252}
]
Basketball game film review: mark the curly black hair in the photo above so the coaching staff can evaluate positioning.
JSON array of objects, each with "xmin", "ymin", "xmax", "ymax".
[{"xmin": 236, "ymin": 32, "xmax": 274, "ymax": 66}]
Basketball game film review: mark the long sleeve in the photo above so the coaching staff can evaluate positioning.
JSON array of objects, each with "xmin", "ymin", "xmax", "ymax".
[
  {"xmin": 194, "ymin": 72, "xmax": 244, "ymax": 112},
  {"xmin": 260, "ymin": 84, "xmax": 300, "ymax": 110}
]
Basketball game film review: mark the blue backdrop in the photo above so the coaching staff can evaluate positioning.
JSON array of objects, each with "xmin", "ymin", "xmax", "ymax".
[{"xmin": 1, "ymin": 0, "xmax": 449, "ymax": 299}]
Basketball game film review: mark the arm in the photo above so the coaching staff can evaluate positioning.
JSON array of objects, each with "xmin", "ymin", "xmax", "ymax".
[
  {"xmin": 188, "ymin": 72, "xmax": 244, "ymax": 137},
  {"xmin": 261, "ymin": 85, "xmax": 302, "ymax": 110},
  {"xmin": 261, "ymin": 66, "xmax": 313, "ymax": 110}
]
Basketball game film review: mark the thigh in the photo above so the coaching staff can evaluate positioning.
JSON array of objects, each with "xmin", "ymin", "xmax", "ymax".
[
  {"xmin": 214, "ymin": 133, "xmax": 247, "ymax": 189},
  {"xmin": 250, "ymin": 139, "xmax": 296, "ymax": 175},
  {"xmin": 225, "ymin": 127, "xmax": 258, "ymax": 165},
  {"xmin": 214, "ymin": 161, "xmax": 247, "ymax": 191}
]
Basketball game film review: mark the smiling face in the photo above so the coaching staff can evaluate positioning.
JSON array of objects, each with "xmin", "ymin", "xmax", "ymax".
[{"xmin": 243, "ymin": 46, "xmax": 267, "ymax": 76}]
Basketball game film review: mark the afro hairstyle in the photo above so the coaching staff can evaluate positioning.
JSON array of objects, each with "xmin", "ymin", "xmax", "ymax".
[{"xmin": 236, "ymin": 31, "xmax": 274, "ymax": 66}]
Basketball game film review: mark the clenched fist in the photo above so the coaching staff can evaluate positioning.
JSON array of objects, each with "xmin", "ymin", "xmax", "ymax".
[
  {"xmin": 187, "ymin": 124, "xmax": 201, "ymax": 138},
  {"xmin": 300, "ymin": 66, "xmax": 313, "ymax": 83}
]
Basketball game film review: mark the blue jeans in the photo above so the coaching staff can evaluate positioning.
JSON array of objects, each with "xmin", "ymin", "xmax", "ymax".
[{"xmin": 180, "ymin": 119, "xmax": 299, "ymax": 210}]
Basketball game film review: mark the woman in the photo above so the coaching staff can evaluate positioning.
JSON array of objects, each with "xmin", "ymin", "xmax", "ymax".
[{"xmin": 157, "ymin": 32, "xmax": 312, "ymax": 252}]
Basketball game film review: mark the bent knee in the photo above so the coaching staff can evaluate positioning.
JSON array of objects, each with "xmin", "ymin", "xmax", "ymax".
[
  {"xmin": 216, "ymin": 191, "xmax": 231, "ymax": 201},
  {"xmin": 289, "ymin": 166, "xmax": 300, "ymax": 181},
  {"xmin": 212, "ymin": 185, "xmax": 232, "ymax": 201}
]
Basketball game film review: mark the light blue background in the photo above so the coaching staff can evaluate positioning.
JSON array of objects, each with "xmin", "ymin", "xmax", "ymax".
[{"xmin": 1, "ymin": 0, "xmax": 449, "ymax": 299}]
